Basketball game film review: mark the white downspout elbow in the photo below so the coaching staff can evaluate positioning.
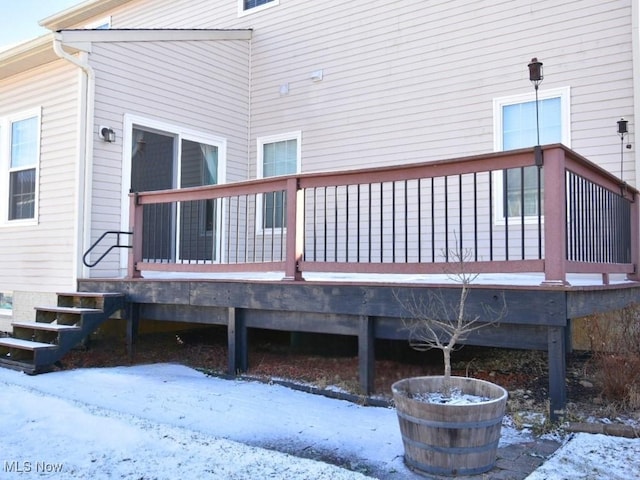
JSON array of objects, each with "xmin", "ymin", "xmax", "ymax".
[{"xmin": 52, "ymin": 33, "xmax": 95, "ymax": 284}]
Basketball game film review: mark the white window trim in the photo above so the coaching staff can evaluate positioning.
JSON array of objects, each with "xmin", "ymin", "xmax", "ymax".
[
  {"xmin": 1, "ymin": 107, "xmax": 42, "ymax": 228},
  {"xmin": 492, "ymin": 86, "xmax": 571, "ymax": 225},
  {"xmin": 120, "ymin": 114, "xmax": 228, "ymax": 270},
  {"xmin": 256, "ymin": 131, "xmax": 302, "ymax": 235},
  {"xmin": 238, "ymin": 0, "xmax": 279, "ymax": 17}
]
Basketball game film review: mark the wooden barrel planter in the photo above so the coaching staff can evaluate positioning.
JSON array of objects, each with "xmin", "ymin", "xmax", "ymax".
[{"xmin": 392, "ymin": 376, "xmax": 508, "ymax": 477}]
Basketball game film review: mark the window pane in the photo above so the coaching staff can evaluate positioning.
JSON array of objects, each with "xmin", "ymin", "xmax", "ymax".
[
  {"xmin": 0, "ymin": 291, "xmax": 13, "ymax": 314},
  {"xmin": 502, "ymin": 97, "xmax": 561, "ymax": 150},
  {"xmin": 505, "ymin": 167, "xmax": 543, "ymax": 216},
  {"xmin": 264, "ymin": 191, "xmax": 285, "ymax": 229},
  {"xmin": 11, "ymin": 116, "xmax": 38, "ymax": 169},
  {"xmin": 245, "ymin": 0, "xmax": 273, "ymax": 10},
  {"xmin": 502, "ymin": 96, "xmax": 560, "ymax": 217},
  {"xmin": 262, "ymin": 139, "xmax": 296, "ymax": 178},
  {"xmin": 539, "ymin": 97, "xmax": 562, "ymax": 145},
  {"xmin": 9, "ymin": 168, "xmax": 36, "ymax": 220},
  {"xmin": 180, "ymin": 140, "xmax": 217, "ymax": 188},
  {"xmin": 261, "ymin": 138, "xmax": 297, "ymax": 229}
]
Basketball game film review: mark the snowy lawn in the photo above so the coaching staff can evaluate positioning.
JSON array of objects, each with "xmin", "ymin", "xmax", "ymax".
[{"xmin": 0, "ymin": 363, "xmax": 638, "ymax": 479}]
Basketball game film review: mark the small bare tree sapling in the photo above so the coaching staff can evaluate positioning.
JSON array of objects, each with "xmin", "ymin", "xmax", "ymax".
[{"xmin": 397, "ymin": 247, "xmax": 507, "ymax": 397}]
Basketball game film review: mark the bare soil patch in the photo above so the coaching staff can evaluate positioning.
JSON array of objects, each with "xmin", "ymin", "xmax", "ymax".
[{"xmin": 58, "ymin": 325, "xmax": 637, "ymax": 426}]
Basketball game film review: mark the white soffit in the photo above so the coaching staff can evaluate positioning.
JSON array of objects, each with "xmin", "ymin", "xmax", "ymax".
[{"xmin": 0, "ymin": 34, "xmax": 74, "ymax": 80}]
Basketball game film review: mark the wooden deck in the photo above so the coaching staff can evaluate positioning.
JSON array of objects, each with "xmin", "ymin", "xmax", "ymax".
[
  {"xmin": 78, "ymin": 275, "xmax": 640, "ymax": 420},
  {"xmin": 79, "ymin": 145, "xmax": 640, "ymax": 420}
]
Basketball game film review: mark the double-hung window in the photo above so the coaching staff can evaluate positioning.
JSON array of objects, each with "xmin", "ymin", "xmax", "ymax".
[
  {"xmin": 493, "ymin": 87, "xmax": 570, "ymax": 220},
  {"xmin": 257, "ymin": 132, "xmax": 301, "ymax": 231},
  {"xmin": 4, "ymin": 111, "xmax": 41, "ymax": 223},
  {"xmin": 239, "ymin": 0, "xmax": 278, "ymax": 16}
]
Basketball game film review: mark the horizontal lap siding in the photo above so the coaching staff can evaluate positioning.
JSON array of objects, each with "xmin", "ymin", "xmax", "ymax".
[
  {"xmin": 247, "ymin": 0, "xmax": 634, "ymax": 176},
  {"xmin": 0, "ymin": 61, "xmax": 80, "ymax": 293},
  {"xmin": 90, "ymin": 39, "xmax": 250, "ymax": 276},
  {"xmin": 105, "ymin": 0, "xmax": 634, "ymax": 178},
  {"xmin": 75, "ymin": 0, "xmax": 632, "ymax": 274}
]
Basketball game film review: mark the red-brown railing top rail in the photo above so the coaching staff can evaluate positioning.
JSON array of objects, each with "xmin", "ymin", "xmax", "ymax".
[{"xmin": 124, "ymin": 145, "xmax": 638, "ymax": 286}]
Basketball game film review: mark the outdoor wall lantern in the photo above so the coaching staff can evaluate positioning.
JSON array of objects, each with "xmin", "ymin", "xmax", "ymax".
[
  {"xmin": 100, "ymin": 126, "xmax": 116, "ymax": 143},
  {"xmin": 528, "ymin": 57, "xmax": 544, "ymax": 166}
]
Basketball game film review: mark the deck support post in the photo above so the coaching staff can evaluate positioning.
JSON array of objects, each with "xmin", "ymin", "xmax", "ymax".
[
  {"xmin": 541, "ymin": 147, "xmax": 569, "ymax": 286},
  {"xmin": 125, "ymin": 302, "xmax": 140, "ymax": 359},
  {"xmin": 358, "ymin": 315, "xmax": 375, "ymax": 395},
  {"xmin": 227, "ymin": 307, "xmax": 247, "ymax": 375},
  {"xmin": 127, "ymin": 193, "xmax": 143, "ymax": 279},
  {"xmin": 548, "ymin": 325, "xmax": 567, "ymax": 421}
]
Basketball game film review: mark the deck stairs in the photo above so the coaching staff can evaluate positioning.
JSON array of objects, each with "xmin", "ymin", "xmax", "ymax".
[{"xmin": 0, "ymin": 292, "xmax": 125, "ymax": 374}]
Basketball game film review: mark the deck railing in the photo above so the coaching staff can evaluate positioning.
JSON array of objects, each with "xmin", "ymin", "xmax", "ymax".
[{"xmin": 126, "ymin": 145, "xmax": 639, "ymax": 285}]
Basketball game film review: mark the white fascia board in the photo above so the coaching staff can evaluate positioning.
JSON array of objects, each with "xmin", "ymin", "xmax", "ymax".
[
  {"xmin": 39, "ymin": 0, "xmax": 133, "ymax": 31},
  {"xmin": 58, "ymin": 29, "xmax": 253, "ymax": 45}
]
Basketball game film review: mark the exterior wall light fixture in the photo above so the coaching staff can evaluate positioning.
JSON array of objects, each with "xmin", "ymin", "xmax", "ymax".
[{"xmin": 100, "ymin": 126, "xmax": 116, "ymax": 143}]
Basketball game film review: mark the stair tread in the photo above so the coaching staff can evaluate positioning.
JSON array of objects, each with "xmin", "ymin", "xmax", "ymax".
[
  {"xmin": 57, "ymin": 292, "xmax": 124, "ymax": 297},
  {"xmin": 34, "ymin": 306, "xmax": 103, "ymax": 314},
  {"xmin": 0, "ymin": 338, "xmax": 57, "ymax": 350},
  {"xmin": 12, "ymin": 321, "xmax": 81, "ymax": 332}
]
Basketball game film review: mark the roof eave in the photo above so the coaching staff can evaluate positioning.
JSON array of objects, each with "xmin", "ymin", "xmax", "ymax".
[
  {"xmin": 39, "ymin": 0, "xmax": 134, "ymax": 31},
  {"xmin": 0, "ymin": 34, "xmax": 73, "ymax": 81},
  {"xmin": 59, "ymin": 28, "xmax": 253, "ymax": 44}
]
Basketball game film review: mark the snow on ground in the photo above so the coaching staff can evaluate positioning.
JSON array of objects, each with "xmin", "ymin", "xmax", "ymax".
[
  {"xmin": 0, "ymin": 363, "xmax": 638, "ymax": 479},
  {"xmin": 525, "ymin": 433, "xmax": 640, "ymax": 480}
]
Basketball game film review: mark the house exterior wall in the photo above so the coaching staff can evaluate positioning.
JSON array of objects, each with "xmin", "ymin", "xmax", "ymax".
[
  {"xmin": 0, "ymin": 0, "xmax": 634, "ymax": 303},
  {"xmin": 96, "ymin": 0, "xmax": 635, "ymax": 181},
  {"xmin": 0, "ymin": 60, "xmax": 81, "ymax": 330},
  {"xmin": 87, "ymin": 38, "xmax": 251, "ymax": 276},
  {"xmin": 63, "ymin": 0, "xmax": 631, "ymax": 274}
]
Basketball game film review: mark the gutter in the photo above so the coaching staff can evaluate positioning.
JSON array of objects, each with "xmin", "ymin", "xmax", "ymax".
[{"xmin": 52, "ymin": 33, "xmax": 95, "ymax": 284}]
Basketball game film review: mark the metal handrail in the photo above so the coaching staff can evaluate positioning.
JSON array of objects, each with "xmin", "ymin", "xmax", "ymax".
[{"xmin": 83, "ymin": 231, "xmax": 133, "ymax": 268}]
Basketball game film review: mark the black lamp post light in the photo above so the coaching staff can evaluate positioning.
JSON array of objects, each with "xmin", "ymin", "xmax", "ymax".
[
  {"xmin": 617, "ymin": 117, "xmax": 628, "ymax": 181},
  {"xmin": 528, "ymin": 57, "xmax": 544, "ymax": 166}
]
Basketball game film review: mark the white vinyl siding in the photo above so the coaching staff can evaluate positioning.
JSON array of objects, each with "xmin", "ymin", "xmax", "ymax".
[
  {"xmin": 89, "ymin": 37, "xmax": 250, "ymax": 276},
  {"xmin": 0, "ymin": 60, "xmax": 80, "ymax": 295},
  {"xmin": 104, "ymin": 0, "xmax": 634, "ymax": 181},
  {"xmin": 76, "ymin": 0, "xmax": 634, "ymax": 271}
]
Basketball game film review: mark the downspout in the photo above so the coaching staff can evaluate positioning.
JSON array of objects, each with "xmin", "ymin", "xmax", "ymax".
[
  {"xmin": 633, "ymin": 0, "xmax": 640, "ymax": 190},
  {"xmin": 631, "ymin": 1, "xmax": 640, "ymax": 276},
  {"xmin": 52, "ymin": 33, "xmax": 95, "ymax": 284},
  {"xmin": 247, "ymin": 37, "xmax": 253, "ymax": 180}
]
